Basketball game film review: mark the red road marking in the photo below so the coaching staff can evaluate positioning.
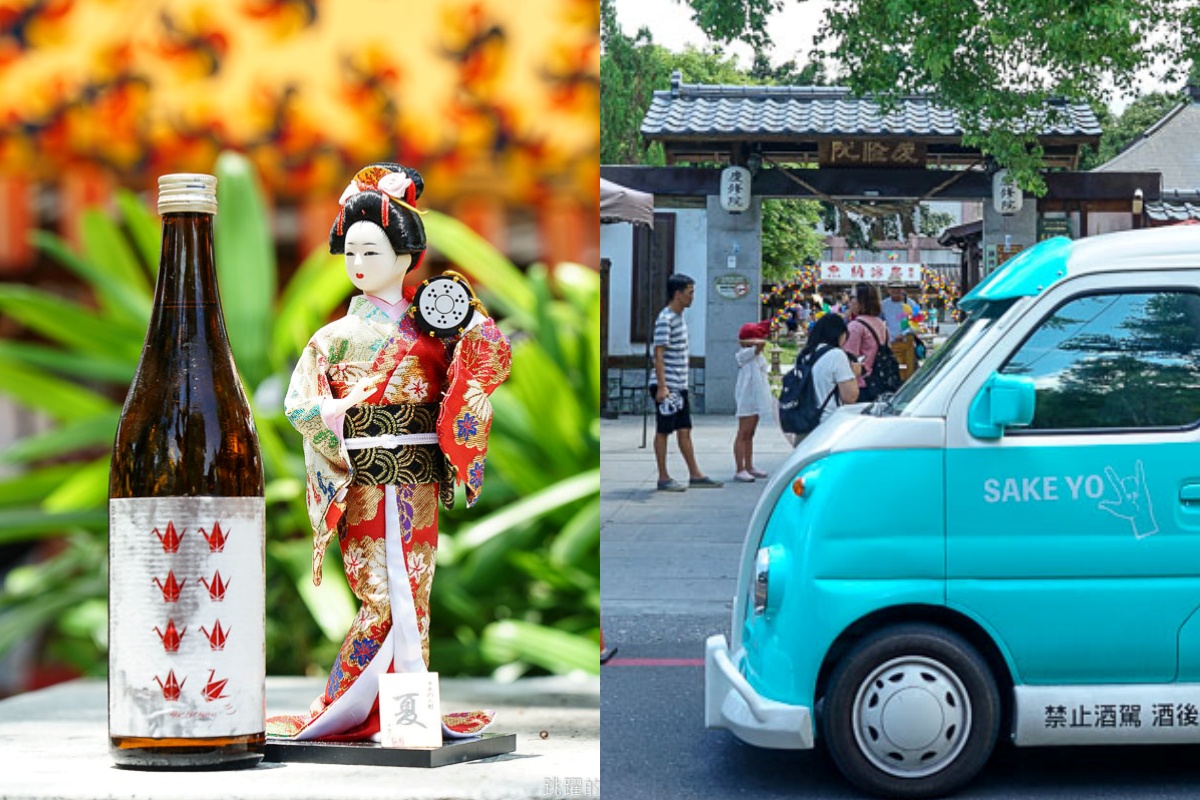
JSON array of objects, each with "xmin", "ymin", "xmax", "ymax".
[{"xmin": 603, "ymin": 657, "xmax": 704, "ymax": 667}]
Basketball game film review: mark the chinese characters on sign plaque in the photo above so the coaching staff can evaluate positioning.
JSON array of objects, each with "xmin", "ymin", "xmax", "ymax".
[
  {"xmin": 1038, "ymin": 217, "xmax": 1073, "ymax": 241},
  {"xmin": 993, "ymin": 169, "xmax": 1023, "ymax": 215},
  {"xmin": 720, "ymin": 166, "xmax": 751, "ymax": 213},
  {"xmin": 818, "ymin": 140, "xmax": 926, "ymax": 168},
  {"xmin": 820, "ymin": 262, "xmax": 922, "ymax": 284}
]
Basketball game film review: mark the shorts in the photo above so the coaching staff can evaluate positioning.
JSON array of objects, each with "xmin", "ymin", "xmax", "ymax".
[{"xmin": 649, "ymin": 386, "xmax": 692, "ymax": 435}]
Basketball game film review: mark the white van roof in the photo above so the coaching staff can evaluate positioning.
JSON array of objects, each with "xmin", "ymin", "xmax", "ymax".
[{"xmin": 960, "ymin": 225, "xmax": 1200, "ymax": 312}]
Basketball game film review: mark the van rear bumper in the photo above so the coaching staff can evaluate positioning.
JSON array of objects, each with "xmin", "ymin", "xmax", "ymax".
[{"xmin": 704, "ymin": 634, "xmax": 814, "ymax": 749}]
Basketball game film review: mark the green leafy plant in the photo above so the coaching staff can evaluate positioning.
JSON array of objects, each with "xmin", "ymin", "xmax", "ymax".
[{"xmin": 0, "ymin": 152, "xmax": 599, "ymax": 686}]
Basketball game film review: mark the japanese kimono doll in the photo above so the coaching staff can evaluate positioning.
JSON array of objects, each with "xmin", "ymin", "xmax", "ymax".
[{"xmin": 268, "ymin": 163, "xmax": 511, "ymax": 741}]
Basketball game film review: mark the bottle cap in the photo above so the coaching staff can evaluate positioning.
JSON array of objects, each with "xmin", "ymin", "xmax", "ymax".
[{"xmin": 157, "ymin": 173, "xmax": 218, "ymax": 215}]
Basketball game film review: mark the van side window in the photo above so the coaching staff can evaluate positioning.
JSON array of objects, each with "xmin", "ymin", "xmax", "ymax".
[{"xmin": 1001, "ymin": 291, "xmax": 1200, "ymax": 431}]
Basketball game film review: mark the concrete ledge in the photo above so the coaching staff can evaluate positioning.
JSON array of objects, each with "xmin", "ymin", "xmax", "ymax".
[{"xmin": 0, "ymin": 675, "xmax": 599, "ymax": 799}]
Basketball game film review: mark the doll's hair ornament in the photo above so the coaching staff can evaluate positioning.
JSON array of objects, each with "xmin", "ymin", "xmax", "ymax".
[
  {"xmin": 335, "ymin": 164, "xmax": 427, "ymax": 237},
  {"xmin": 331, "ymin": 165, "xmax": 428, "ymax": 275}
]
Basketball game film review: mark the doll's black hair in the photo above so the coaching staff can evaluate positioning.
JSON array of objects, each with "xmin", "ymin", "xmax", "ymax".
[{"xmin": 328, "ymin": 163, "xmax": 427, "ymax": 259}]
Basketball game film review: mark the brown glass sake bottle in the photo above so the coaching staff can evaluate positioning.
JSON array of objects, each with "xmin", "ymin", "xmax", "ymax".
[{"xmin": 108, "ymin": 174, "xmax": 265, "ymax": 769}]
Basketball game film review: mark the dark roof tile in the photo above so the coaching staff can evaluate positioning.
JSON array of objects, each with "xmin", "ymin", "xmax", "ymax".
[{"xmin": 641, "ymin": 80, "xmax": 1101, "ymax": 139}]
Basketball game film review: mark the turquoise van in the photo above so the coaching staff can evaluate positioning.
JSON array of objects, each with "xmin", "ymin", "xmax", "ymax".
[{"xmin": 705, "ymin": 226, "xmax": 1200, "ymax": 798}]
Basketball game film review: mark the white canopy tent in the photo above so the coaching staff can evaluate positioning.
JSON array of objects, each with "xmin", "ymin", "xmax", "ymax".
[
  {"xmin": 600, "ymin": 178, "xmax": 654, "ymax": 228},
  {"xmin": 599, "ymin": 178, "xmax": 656, "ymax": 435}
]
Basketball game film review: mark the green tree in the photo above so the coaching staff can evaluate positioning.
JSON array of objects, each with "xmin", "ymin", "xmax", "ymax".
[
  {"xmin": 600, "ymin": 0, "xmax": 671, "ymax": 165},
  {"xmin": 602, "ymin": 0, "xmax": 830, "ymax": 165},
  {"xmin": 668, "ymin": 45, "xmax": 750, "ymax": 86},
  {"xmin": 918, "ymin": 206, "xmax": 955, "ymax": 238},
  {"xmin": 761, "ymin": 199, "xmax": 824, "ymax": 284},
  {"xmin": 600, "ymin": 17, "xmax": 746, "ymax": 163},
  {"xmin": 687, "ymin": 0, "xmax": 783, "ymax": 52},
  {"xmin": 602, "ymin": 3, "xmax": 827, "ymax": 278},
  {"xmin": 679, "ymin": 0, "xmax": 1198, "ymax": 192},
  {"xmin": 602, "ymin": 4, "xmax": 829, "ymax": 288},
  {"xmin": 748, "ymin": 50, "xmax": 828, "ymax": 85}
]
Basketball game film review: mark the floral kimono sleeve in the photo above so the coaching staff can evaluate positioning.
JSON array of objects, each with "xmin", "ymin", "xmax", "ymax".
[
  {"xmin": 286, "ymin": 339, "xmax": 346, "ymax": 462},
  {"xmin": 436, "ymin": 318, "xmax": 512, "ymax": 508},
  {"xmin": 285, "ymin": 335, "xmax": 352, "ymax": 584}
]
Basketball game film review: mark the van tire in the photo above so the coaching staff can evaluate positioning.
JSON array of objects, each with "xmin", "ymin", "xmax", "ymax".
[{"xmin": 821, "ymin": 623, "xmax": 999, "ymax": 799}]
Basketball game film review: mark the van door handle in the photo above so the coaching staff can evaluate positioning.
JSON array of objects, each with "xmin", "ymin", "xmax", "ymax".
[{"xmin": 1180, "ymin": 484, "xmax": 1200, "ymax": 504}]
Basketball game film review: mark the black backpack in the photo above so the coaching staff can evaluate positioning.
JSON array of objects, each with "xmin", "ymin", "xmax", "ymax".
[
  {"xmin": 856, "ymin": 320, "xmax": 902, "ymax": 399},
  {"xmin": 779, "ymin": 345, "xmax": 838, "ymax": 435}
]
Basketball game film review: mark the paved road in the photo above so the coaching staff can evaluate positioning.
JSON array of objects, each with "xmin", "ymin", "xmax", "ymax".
[
  {"xmin": 600, "ymin": 412, "xmax": 782, "ymax": 622},
  {"xmin": 600, "ymin": 412, "xmax": 1200, "ymax": 799}
]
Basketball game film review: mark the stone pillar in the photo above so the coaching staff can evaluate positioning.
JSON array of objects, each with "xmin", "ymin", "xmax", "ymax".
[
  {"xmin": 981, "ymin": 201, "xmax": 1037, "ymax": 277},
  {"xmin": 704, "ymin": 195, "xmax": 762, "ymax": 414}
]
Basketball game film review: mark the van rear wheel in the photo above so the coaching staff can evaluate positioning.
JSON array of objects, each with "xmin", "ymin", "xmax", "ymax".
[{"xmin": 821, "ymin": 624, "xmax": 999, "ymax": 799}]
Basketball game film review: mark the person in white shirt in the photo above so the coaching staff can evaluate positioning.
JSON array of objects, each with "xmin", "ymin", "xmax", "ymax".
[
  {"xmin": 732, "ymin": 320, "xmax": 775, "ymax": 482},
  {"xmin": 800, "ymin": 313, "xmax": 861, "ymax": 425}
]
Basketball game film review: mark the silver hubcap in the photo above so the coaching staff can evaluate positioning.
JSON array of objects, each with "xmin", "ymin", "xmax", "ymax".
[{"xmin": 851, "ymin": 655, "xmax": 971, "ymax": 778}]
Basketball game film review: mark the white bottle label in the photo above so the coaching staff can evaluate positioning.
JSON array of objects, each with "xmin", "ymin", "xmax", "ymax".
[{"xmin": 109, "ymin": 496, "xmax": 265, "ymax": 739}]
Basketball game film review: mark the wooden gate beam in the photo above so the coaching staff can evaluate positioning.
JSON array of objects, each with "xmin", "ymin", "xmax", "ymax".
[{"xmin": 600, "ymin": 166, "xmax": 1162, "ymax": 203}]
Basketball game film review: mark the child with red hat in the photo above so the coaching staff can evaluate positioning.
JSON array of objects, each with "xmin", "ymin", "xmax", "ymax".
[{"xmin": 733, "ymin": 320, "xmax": 774, "ymax": 482}]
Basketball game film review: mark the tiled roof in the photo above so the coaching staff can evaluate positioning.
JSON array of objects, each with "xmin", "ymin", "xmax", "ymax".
[
  {"xmin": 1093, "ymin": 99, "xmax": 1200, "ymax": 189},
  {"xmin": 1147, "ymin": 202, "xmax": 1200, "ymax": 222},
  {"xmin": 1146, "ymin": 190, "xmax": 1200, "ymax": 222},
  {"xmin": 641, "ymin": 75, "xmax": 1102, "ymax": 139}
]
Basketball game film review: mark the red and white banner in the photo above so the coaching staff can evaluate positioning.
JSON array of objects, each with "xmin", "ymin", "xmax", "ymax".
[{"xmin": 820, "ymin": 262, "xmax": 923, "ymax": 285}]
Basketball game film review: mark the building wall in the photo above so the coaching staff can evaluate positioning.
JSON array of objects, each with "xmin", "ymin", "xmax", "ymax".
[
  {"xmin": 673, "ymin": 210, "xmax": 710, "ymax": 357},
  {"xmin": 703, "ymin": 196, "xmax": 762, "ymax": 414},
  {"xmin": 600, "ymin": 209, "xmax": 708, "ymax": 358},
  {"xmin": 601, "ymin": 209, "xmax": 711, "ymax": 414},
  {"xmin": 600, "ymin": 222, "xmax": 635, "ymax": 356}
]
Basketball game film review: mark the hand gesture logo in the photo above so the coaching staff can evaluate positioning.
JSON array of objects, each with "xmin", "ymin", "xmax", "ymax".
[{"xmin": 1099, "ymin": 460, "xmax": 1158, "ymax": 539}]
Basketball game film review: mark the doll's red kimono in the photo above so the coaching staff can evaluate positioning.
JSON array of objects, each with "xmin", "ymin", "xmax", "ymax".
[{"xmin": 271, "ymin": 284, "xmax": 510, "ymax": 741}]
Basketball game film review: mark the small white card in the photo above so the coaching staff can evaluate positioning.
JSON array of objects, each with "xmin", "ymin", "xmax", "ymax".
[{"xmin": 379, "ymin": 672, "xmax": 441, "ymax": 748}]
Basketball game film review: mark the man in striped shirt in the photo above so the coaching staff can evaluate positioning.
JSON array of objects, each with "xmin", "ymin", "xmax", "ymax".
[{"xmin": 651, "ymin": 274, "xmax": 723, "ymax": 492}]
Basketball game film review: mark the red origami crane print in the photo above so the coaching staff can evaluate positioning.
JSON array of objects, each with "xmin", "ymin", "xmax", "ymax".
[
  {"xmin": 202, "ymin": 670, "xmax": 229, "ymax": 702},
  {"xmin": 154, "ymin": 522, "xmax": 184, "ymax": 553},
  {"xmin": 154, "ymin": 619, "xmax": 186, "ymax": 652},
  {"xmin": 200, "ymin": 620, "xmax": 229, "ymax": 651},
  {"xmin": 199, "ymin": 570, "xmax": 228, "ymax": 601},
  {"xmin": 154, "ymin": 670, "xmax": 185, "ymax": 701},
  {"xmin": 200, "ymin": 522, "xmax": 228, "ymax": 552},
  {"xmin": 153, "ymin": 571, "xmax": 186, "ymax": 602}
]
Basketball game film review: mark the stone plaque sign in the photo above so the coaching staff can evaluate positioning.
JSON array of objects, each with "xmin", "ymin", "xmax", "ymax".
[{"xmin": 714, "ymin": 273, "xmax": 752, "ymax": 300}]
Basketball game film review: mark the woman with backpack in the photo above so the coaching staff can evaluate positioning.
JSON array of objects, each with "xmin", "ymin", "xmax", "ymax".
[
  {"xmin": 843, "ymin": 282, "xmax": 890, "ymax": 402},
  {"xmin": 802, "ymin": 313, "xmax": 861, "ymax": 425}
]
